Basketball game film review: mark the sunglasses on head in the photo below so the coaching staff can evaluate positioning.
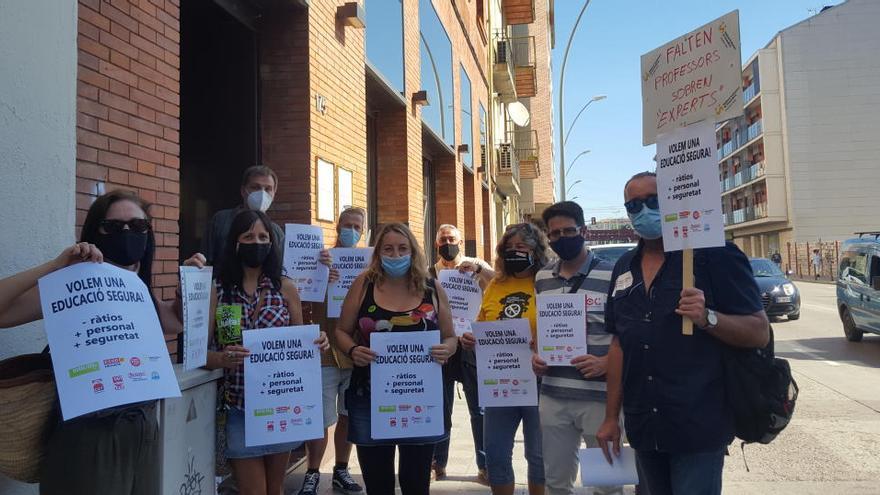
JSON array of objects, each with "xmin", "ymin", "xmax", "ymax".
[
  {"xmin": 100, "ymin": 218, "xmax": 151, "ymax": 234},
  {"xmin": 624, "ymin": 195, "xmax": 659, "ymax": 215}
]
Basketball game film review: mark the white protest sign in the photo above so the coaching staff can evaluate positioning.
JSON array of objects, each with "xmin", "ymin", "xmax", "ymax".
[
  {"xmin": 641, "ymin": 10, "xmax": 742, "ymax": 145},
  {"xmin": 537, "ymin": 294, "xmax": 587, "ymax": 366},
  {"xmin": 473, "ymin": 319, "xmax": 537, "ymax": 407},
  {"xmin": 37, "ymin": 263, "xmax": 180, "ymax": 420},
  {"xmin": 327, "ymin": 248, "xmax": 373, "ymax": 318},
  {"xmin": 437, "ymin": 270, "xmax": 482, "ymax": 321},
  {"xmin": 180, "ymin": 266, "xmax": 212, "ymax": 371},
  {"xmin": 579, "ymin": 447, "xmax": 639, "ymax": 487},
  {"xmin": 370, "ymin": 331, "xmax": 444, "ymax": 440},
  {"xmin": 452, "ymin": 317, "xmax": 472, "ymax": 337},
  {"xmin": 243, "ymin": 325, "xmax": 323, "ymax": 446},
  {"xmin": 656, "ymin": 121, "xmax": 726, "ymax": 252},
  {"xmin": 283, "ymin": 224, "xmax": 330, "ymax": 302}
]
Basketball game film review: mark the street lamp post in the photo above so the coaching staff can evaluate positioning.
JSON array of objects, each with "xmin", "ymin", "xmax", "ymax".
[
  {"xmin": 558, "ymin": 0, "xmax": 592, "ymax": 201},
  {"xmin": 564, "ymin": 95, "xmax": 606, "ymax": 147},
  {"xmin": 566, "ymin": 179, "xmax": 583, "ymax": 197},
  {"xmin": 565, "ymin": 149, "xmax": 591, "ymax": 177}
]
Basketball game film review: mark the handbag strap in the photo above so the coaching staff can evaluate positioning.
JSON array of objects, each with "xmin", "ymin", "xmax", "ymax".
[{"xmin": 568, "ymin": 256, "xmax": 600, "ymax": 294}]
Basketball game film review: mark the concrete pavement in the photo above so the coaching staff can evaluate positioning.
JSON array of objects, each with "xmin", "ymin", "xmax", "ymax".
[{"xmin": 285, "ymin": 281, "xmax": 880, "ymax": 494}]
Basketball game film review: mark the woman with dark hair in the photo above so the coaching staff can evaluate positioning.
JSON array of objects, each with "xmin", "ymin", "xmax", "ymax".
[
  {"xmin": 461, "ymin": 222, "xmax": 551, "ymax": 495},
  {"xmin": 186, "ymin": 209, "xmax": 329, "ymax": 495},
  {"xmin": 333, "ymin": 222, "xmax": 457, "ymax": 495},
  {"xmin": 0, "ymin": 189, "xmax": 184, "ymax": 494}
]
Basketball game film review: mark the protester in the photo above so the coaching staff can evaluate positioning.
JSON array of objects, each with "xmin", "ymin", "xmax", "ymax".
[
  {"xmin": 531, "ymin": 201, "xmax": 621, "ymax": 495},
  {"xmin": 771, "ymin": 251, "xmax": 783, "ymax": 269},
  {"xmin": 297, "ymin": 207, "xmax": 367, "ymax": 495},
  {"xmin": 597, "ymin": 172, "xmax": 770, "ymax": 495},
  {"xmin": 429, "ymin": 224, "xmax": 493, "ymax": 483},
  {"xmin": 188, "ymin": 209, "xmax": 330, "ymax": 495},
  {"xmin": 0, "ymin": 190, "xmax": 184, "ymax": 495},
  {"xmin": 203, "ymin": 165, "xmax": 285, "ymax": 265},
  {"xmin": 461, "ymin": 222, "xmax": 550, "ymax": 495},
  {"xmin": 334, "ymin": 222, "xmax": 457, "ymax": 494}
]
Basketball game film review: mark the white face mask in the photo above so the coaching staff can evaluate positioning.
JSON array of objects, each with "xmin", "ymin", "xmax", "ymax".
[{"xmin": 246, "ymin": 190, "xmax": 273, "ymax": 212}]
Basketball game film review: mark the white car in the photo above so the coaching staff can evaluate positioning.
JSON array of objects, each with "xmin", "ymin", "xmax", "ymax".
[{"xmin": 589, "ymin": 243, "xmax": 638, "ymax": 265}]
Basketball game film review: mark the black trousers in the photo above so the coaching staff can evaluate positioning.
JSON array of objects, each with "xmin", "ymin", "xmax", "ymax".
[{"xmin": 356, "ymin": 443, "xmax": 435, "ymax": 495}]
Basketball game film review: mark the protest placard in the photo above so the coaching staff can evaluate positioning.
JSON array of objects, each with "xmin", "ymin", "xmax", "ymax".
[
  {"xmin": 656, "ymin": 121, "xmax": 726, "ymax": 252},
  {"xmin": 641, "ymin": 10, "xmax": 742, "ymax": 145},
  {"xmin": 283, "ymin": 224, "xmax": 330, "ymax": 302},
  {"xmin": 327, "ymin": 248, "xmax": 373, "ymax": 318},
  {"xmin": 180, "ymin": 266, "xmax": 212, "ymax": 371},
  {"xmin": 370, "ymin": 331, "xmax": 444, "ymax": 440},
  {"xmin": 37, "ymin": 263, "xmax": 181, "ymax": 420},
  {"xmin": 472, "ymin": 319, "xmax": 537, "ymax": 407},
  {"xmin": 243, "ymin": 325, "xmax": 323, "ymax": 446},
  {"xmin": 579, "ymin": 448, "xmax": 639, "ymax": 487},
  {"xmin": 537, "ymin": 294, "xmax": 587, "ymax": 366},
  {"xmin": 437, "ymin": 270, "xmax": 482, "ymax": 321}
]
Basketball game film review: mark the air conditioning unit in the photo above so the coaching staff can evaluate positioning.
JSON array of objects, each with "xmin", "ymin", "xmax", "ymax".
[{"xmin": 498, "ymin": 143, "xmax": 514, "ymax": 173}]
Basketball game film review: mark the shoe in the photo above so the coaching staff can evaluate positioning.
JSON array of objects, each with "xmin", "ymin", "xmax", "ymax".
[
  {"xmin": 476, "ymin": 468, "xmax": 489, "ymax": 486},
  {"xmin": 431, "ymin": 461, "xmax": 447, "ymax": 481},
  {"xmin": 332, "ymin": 466, "xmax": 363, "ymax": 493},
  {"xmin": 298, "ymin": 471, "xmax": 320, "ymax": 495}
]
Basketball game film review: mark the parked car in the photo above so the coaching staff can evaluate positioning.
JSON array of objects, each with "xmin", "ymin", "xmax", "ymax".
[
  {"xmin": 750, "ymin": 258, "xmax": 801, "ymax": 320},
  {"xmin": 836, "ymin": 232, "xmax": 880, "ymax": 342},
  {"xmin": 589, "ymin": 243, "xmax": 637, "ymax": 266}
]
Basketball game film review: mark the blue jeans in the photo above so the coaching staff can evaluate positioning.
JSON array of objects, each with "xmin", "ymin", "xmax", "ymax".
[
  {"xmin": 484, "ymin": 405, "xmax": 544, "ymax": 486},
  {"xmin": 433, "ymin": 363, "xmax": 486, "ymax": 470},
  {"xmin": 635, "ymin": 446, "xmax": 725, "ymax": 495}
]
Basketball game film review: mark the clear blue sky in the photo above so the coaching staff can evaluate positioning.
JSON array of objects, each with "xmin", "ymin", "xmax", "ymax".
[{"xmin": 554, "ymin": 0, "xmax": 841, "ymax": 220}]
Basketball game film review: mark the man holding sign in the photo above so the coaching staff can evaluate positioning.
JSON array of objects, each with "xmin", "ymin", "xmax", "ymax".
[
  {"xmin": 531, "ymin": 201, "xmax": 620, "ymax": 495},
  {"xmin": 597, "ymin": 173, "xmax": 769, "ymax": 495}
]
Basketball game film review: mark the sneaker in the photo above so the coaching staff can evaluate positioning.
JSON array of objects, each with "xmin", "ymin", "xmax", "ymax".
[
  {"xmin": 298, "ymin": 471, "xmax": 320, "ymax": 495},
  {"xmin": 332, "ymin": 467, "xmax": 363, "ymax": 493}
]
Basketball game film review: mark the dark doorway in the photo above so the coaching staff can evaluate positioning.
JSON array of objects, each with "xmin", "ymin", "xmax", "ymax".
[
  {"xmin": 179, "ymin": 0, "xmax": 260, "ymax": 261},
  {"xmin": 423, "ymin": 158, "xmax": 436, "ymax": 263}
]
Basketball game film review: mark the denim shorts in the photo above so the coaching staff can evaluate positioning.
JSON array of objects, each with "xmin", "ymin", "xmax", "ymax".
[
  {"xmin": 322, "ymin": 366, "xmax": 353, "ymax": 428},
  {"xmin": 345, "ymin": 386, "xmax": 448, "ymax": 446},
  {"xmin": 225, "ymin": 407, "xmax": 303, "ymax": 459}
]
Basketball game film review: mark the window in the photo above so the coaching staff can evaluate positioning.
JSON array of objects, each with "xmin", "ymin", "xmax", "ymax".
[
  {"xmin": 460, "ymin": 65, "xmax": 473, "ymax": 170},
  {"xmin": 840, "ymin": 250, "xmax": 868, "ymax": 285},
  {"xmin": 479, "ymin": 103, "xmax": 487, "ymax": 181},
  {"xmin": 365, "ymin": 0, "xmax": 405, "ymax": 93},
  {"xmin": 419, "ymin": 0, "xmax": 454, "ymax": 145}
]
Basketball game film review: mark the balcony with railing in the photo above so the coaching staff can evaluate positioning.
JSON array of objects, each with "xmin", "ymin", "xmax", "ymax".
[
  {"xmin": 496, "ymin": 143, "xmax": 521, "ymax": 196},
  {"xmin": 502, "ymin": 0, "xmax": 535, "ymax": 25},
  {"xmin": 723, "ymin": 202, "xmax": 769, "ymax": 226},
  {"xmin": 508, "ymin": 127, "xmax": 539, "ymax": 179},
  {"xmin": 510, "ymin": 36, "xmax": 536, "ymax": 98},
  {"xmin": 719, "ymin": 162, "xmax": 765, "ymax": 193},
  {"xmin": 493, "ymin": 33, "xmax": 517, "ymax": 101},
  {"xmin": 743, "ymin": 84, "xmax": 758, "ymax": 103},
  {"xmin": 747, "ymin": 120, "xmax": 763, "ymax": 141}
]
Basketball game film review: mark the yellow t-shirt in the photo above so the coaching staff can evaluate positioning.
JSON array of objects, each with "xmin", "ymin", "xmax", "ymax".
[{"xmin": 477, "ymin": 275, "xmax": 538, "ymax": 340}]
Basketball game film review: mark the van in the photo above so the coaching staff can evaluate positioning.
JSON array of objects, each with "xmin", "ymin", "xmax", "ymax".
[{"xmin": 837, "ymin": 232, "xmax": 880, "ymax": 341}]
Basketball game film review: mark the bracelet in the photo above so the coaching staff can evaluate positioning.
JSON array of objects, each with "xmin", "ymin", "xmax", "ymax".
[{"xmin": 346, "ymin": 344, "xmax": 360, "ymax": 358}]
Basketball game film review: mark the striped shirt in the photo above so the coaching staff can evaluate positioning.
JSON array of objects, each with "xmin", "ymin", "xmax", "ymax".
[{"xmin": 534, "ymin": 251, "xmax": 614, "ymax": 401}]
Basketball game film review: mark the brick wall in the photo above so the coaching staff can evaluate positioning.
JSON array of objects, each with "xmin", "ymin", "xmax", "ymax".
[
  {"xmin": 76, "ymin": 0, "xmax": 181, "ymax": 300},
  {"xmin": 529, "ymin": 0, "xmax": 555, "ymax": 208}
]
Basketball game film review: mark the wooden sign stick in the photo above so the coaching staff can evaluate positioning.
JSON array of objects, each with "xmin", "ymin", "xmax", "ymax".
[{"xmin": 682, "ymin": 248, "xmax": 694, "ymax": 335}]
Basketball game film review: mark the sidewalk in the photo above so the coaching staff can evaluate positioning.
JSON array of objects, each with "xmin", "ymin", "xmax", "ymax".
[{"xmin": 284, "ymin": 384, "xmax": 637, "ymax": 494}]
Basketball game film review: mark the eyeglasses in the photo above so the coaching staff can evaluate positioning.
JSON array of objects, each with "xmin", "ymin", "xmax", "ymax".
[
  {"xmin": 99, "ymin": 219, "xmax": 151, "ymax": 234},
  {"xmin": 547, "ymin": 227, "xmax": 580, "ymax": 241},
  {"xmin": 624, "ymin": 195, "xmax": 659, "ymax": 215}
]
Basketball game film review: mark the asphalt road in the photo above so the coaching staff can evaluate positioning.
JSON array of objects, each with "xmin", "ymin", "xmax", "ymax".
[{"xmin": 724, "ymin": 281, "xmax": 880, "ymax": 494}]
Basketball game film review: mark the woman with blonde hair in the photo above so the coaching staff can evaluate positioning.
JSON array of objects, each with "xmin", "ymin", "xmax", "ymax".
[
  {"xmin": 335, "ymin": 223, "xmax": 457, "ymax": 494},
  {"xmin": 461, "ymin": 222, "xmax": 551, "ymax": 495}
]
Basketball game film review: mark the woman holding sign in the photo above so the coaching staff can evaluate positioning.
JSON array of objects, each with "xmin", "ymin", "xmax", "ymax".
[
  {"xmin": 186, "ymin": 209, "xmax": 330, "ymax": 495},
  {"xmin": 334, "ymin": 223, "xmax": 457, "ymax": 495},
  {"xmin": 0, "ymin": 190, "xmax": 184, "ymax": 495},
  {"xmin": 461, "ymin": 222, "xmax": 550, "ymax": 495}
]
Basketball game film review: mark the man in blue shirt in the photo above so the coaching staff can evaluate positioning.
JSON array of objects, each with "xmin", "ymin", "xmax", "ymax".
[{"xmin": 597, "ymin": 172, "xmax": 769, "ymax": 495}]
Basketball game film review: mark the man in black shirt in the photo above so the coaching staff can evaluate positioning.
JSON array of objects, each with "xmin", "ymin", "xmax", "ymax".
[{"xmin": 597, "ymin": 172, "xmax": 769, "ymax": 495}]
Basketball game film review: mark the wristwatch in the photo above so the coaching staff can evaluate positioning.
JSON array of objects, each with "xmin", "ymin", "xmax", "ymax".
[{"xmin": 702, "ymin": 309, "xmax": 718, "ymax": 330}]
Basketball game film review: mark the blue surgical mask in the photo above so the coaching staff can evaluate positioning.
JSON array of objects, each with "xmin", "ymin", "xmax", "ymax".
[
  {"xmin": 628, "ymin": 205, "xmax": 663, "ymax": 240},
  {"xmin": 381, "ymin": 255, "xmax": 412, "ymax": 278},
  {"xmin": 338, "ymin": 228, "xmax": 361, "ymax": 248}
]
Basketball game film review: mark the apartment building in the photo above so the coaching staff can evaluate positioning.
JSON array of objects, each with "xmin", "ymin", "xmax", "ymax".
[{"xmin": 717, "ymin": 0, "xmax": 880, "ymax": 262}]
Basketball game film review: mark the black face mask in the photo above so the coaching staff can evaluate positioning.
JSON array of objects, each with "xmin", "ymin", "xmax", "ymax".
[
  {"xmin": 503, "ymin": 249, "xmax": 533, "ymax": 275},
  {"xmin": 438, "ymin": 243, "xmax": 460, "ymax": 262},
  {"xmin": 550, "ymin": 234, "xmax": 586, "ymax": 261},
  {"xmin": 96, "ymin": 231, "xmax": 148, "ymax": 267},
  {"xmin": 238, "ymin": 242, "xmax": 272, "ymax": 268}
]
